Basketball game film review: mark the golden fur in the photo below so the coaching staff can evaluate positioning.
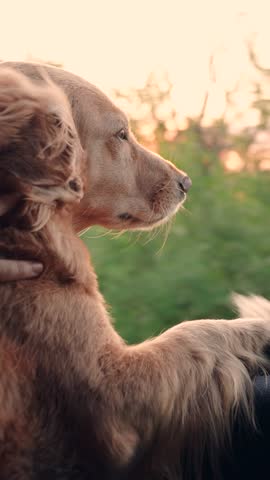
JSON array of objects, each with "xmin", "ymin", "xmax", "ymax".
[{"xmin": 0, "ymin": 64, "xmax": 269, "ymax": 480}]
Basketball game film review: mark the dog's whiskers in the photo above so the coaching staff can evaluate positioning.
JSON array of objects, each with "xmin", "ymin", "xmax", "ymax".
[
  {"xmin": 156, "ymin": 216, "xmax": 173, "ymax": 256},
  {"xmin": 111, "ymin": 229, "xmax": 126, "ymax": 240}
]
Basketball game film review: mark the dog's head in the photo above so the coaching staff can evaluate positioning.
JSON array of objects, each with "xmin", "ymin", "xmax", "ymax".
[
  {"xmin": 0, "ymin": 68, "xmax": 85, "ymax": 232},
  {"xmin": 70, "ymin": 79, "xmax": 191, "ymax": 232},
  {"xmin": 0, "ymin": 62, "xmax": 192, "ymax": 234}
]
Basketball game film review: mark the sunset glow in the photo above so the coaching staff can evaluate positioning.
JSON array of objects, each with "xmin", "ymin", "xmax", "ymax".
[{"xmin": 1, "ymin": 0, "xmax": 269, "ymax": 126}]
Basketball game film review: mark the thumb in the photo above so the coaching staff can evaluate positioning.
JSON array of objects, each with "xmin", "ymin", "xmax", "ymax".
[{"xmin": 0, "ymin": 259, "xmax": 43, "ymax": 281}]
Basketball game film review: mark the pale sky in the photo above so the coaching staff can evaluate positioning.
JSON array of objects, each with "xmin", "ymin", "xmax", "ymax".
[{"xmin": 1, "ymin": 0, "xmax": 269, "ymax": 127}]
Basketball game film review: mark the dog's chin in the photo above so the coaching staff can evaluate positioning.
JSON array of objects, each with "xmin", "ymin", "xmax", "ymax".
[{"xmin": 117, "ymin": 198, "xmax": 186, "ymax": 232}]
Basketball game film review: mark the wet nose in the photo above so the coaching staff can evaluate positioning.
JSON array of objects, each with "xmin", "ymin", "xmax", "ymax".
[{"xmin": 178, "ymin": 175, "xmax": 192, "ymax": 193}]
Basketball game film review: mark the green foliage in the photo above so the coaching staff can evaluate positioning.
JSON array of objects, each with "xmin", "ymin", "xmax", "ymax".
[{"xmin": 82, "ymin": 142, "xmax": 270, "ymax": 344}]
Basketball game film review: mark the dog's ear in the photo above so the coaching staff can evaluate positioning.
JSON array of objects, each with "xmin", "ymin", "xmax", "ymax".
[{"xmin": 0, "ymin": 68, "xmax": 84, "ymax": 231}]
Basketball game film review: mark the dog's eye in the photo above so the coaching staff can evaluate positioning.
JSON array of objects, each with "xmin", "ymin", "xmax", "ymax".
[{"xmin": 116, "ymin": 129, "xmax": 128, "ymax": 141}]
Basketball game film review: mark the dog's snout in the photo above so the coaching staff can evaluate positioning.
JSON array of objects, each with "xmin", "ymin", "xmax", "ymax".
[{"xmin": 178, "ymin": 175, "xmax": 192, "ymax": 193}]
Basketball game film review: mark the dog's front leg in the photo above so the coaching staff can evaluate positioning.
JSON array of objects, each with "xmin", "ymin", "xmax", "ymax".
[{"xmin": 97, "ymin": 310, "xmax": 270, "ymax": 477}]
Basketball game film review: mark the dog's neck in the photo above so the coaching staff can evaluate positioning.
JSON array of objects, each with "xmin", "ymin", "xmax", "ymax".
[{"xmin": 0, "ymin": 211, "xmax": 96, "ymax": 292}]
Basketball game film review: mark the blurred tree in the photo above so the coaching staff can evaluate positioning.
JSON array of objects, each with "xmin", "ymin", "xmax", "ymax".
[
  {"xmin": 114, "ymin": 71, "xmax": 178, "ymax": 146},
  {"xmin": 113, "ymin": 54, "xmax": 236, "ymax": 170},
  {"xmin": 114, "ymin": 42, "xmax": 270, "ymax": 174},
  {"xmin": 248, "ymin": 40, "xmax": 270, "ymax": 130}
]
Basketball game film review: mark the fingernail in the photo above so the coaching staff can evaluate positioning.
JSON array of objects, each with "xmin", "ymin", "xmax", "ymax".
[{"xmin": 32, "ymin": 263, "xmax": 43, "ymax": 275}]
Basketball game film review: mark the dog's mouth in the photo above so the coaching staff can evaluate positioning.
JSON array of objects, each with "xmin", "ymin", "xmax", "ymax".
[{"xmin": 117, "ymin": 193, "xmax": 186, "ymax": 230}]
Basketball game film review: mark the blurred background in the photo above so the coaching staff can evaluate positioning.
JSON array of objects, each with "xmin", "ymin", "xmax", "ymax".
[{"xmin": 1, "ymin": 0, "xmax": 270, "ymax": 342}]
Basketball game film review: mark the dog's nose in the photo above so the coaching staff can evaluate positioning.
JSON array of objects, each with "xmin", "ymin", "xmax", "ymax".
[{"xmin": 178, "ymin": 175, "xmax": 192, "ymax": 193}]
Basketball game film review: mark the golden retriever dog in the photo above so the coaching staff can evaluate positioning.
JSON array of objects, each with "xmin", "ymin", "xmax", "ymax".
[{"xmin": 0, "ymin": 63, "xmax": 269, "ymax": 480}]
